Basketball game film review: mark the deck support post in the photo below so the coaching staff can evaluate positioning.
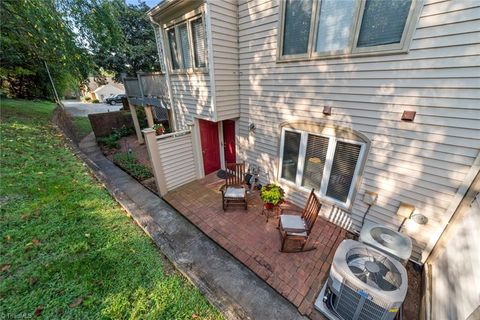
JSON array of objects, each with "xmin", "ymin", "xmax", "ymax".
[
  {"xmin": 144, "ymin": 105, "xmax": 155, "ymax": 128},
  {"xmin": 143, "ymin": 128, "xmax": 168, "ymax": 196},
  {"xmin": 128, "ymin": 102, "xmax": 144, "ymax": 145}
]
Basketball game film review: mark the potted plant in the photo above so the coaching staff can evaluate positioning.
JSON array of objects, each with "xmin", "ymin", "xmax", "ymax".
[
  {"xmin": 260, "ymin": 183, "xmax": 285, "ymax": 210},
  {"xmin": 153, "ymin": 123, "xmax": 165, "ymax": 135}
]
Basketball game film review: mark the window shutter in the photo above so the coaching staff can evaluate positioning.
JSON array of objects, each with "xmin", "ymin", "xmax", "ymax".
[
  {"xmin": 178, "ymin": 24, "xmax": 192, "ymax": 68},
  {"xmin": 357, "ymin": 0, "xmax": 412, "ymax": 47},
  {"xmin": 315, "ymin": 0, "xmax": 356, "ymax": 53},
  {"xmin": 281, "ymin": 131, "xmax": 301, "ymax": 183},
  {"xmin": 167, "ymin": 28, "xmax": 180, "ymax": 70},
  {"xmin": 302, "ymin": 134, "xmax": 329, "ymax": 189},
  {"xmin": 326, "ymin": 141, "xmax": 361, "ymax": 203},
  {"xmin": 191, "ymin": 17, "xmax": 206, "ymax": 68},
  {"xmin": 282, "ymin": 0, "xmax": 313, "ymax": 55}
]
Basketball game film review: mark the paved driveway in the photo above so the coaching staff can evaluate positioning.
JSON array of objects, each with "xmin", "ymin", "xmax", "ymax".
[{"xmin": 63, "ymin": 100, "xmax": 122, "ymax": 117}]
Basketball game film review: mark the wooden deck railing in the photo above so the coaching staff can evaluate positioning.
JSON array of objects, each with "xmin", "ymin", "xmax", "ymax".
[{"xmin": 123, "ymin": 72, "xmax": 168, "ymax": 108}]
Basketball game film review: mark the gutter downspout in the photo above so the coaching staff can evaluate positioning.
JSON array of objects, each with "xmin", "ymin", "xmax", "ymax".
[{"xmin": 149, "ymin": 17, "xmax": 177, "ymax": 132}]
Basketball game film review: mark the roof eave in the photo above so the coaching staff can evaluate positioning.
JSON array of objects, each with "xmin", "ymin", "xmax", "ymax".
[{"xmin": 147, "ymin": 0, "xmax": 179, "ymax": 18}]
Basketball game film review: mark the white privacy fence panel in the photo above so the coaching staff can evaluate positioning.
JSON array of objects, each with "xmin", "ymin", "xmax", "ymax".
[{"xmin": 156, "ymin": 131, "xmax": 197, "ymax": 191}]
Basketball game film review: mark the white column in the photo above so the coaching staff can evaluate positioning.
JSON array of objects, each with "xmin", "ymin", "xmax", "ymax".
[
  {"xmin": 144, "ymin": 105, "xmax": 155, "ymax": 128},
  {"xmin": 143, "ymin": 128, "xmax": 168, "ymax": 196}
]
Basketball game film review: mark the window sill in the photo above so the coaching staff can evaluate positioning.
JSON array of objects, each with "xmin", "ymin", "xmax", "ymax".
[
  {"xmin": 170, "ymin": 68, "xmax": 208, "ymax": 75},
  {"xmin": 276, "ymin": 48, "xmax": 409, "ymax": 64},
  {"xmin": 278, "ymin": 177, "xmax": 352, "ymax": 212}
]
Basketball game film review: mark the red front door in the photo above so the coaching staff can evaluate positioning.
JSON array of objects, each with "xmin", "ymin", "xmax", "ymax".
[
  {"xmin": 199, "ymin": 119, "xmax": 221, "ymax": 175},
  {"xmin": 223, "ymin": 120, "xmax": 236, "ymax": 164}
]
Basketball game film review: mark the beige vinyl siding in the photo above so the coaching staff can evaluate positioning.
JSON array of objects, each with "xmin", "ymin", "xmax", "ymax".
[
  {"xmin": 151, "ymin": 2, "xmax": 215, "ymax": 129},
  {"xmin": 170, "ymin": 73, "xmax": 212, "ymax": 129},
  {"xmin": 208, "ymin": 0, "xmax": 240, "ymax": 120},
  {"xmin": 237, "ymin": 0, "xmax": 480, "ymax": 262},
  {"xmin": 157, "ymin": 132, "xmax": 198, "ymax": 190}
]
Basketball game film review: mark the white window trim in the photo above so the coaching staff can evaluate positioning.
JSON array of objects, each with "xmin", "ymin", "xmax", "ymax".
[
  {"xmin": 278, "ymin": 128, "xmax": 366, "ymax": 209},
  {"xmin": 277, "ymin": 0, "xmax": 318, "ymax": 61},
  {"xmin": 277, "ymin": 0, "xmax": 424, "ymax": 62},
  {"xmin": 164, "ymin": 11, "xmax": 207, "ymax": 74}
]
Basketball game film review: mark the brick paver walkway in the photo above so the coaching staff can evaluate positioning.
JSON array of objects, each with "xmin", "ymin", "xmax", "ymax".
[{"xmin": 164, "ymin": 173, "xmax": 347, "ymax": 318}]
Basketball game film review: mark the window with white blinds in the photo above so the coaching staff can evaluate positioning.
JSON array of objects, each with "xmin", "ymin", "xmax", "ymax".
[
  {"xmin": 165, "ymin": 14, "xmax": 206, "ymax": 72},
  {"xmin": 281, "ymin": 131, "xmax": 301, "ymax": 182},
  {"xmin": 326, "ymin": 142, "xmax": 361, "ymax": 203},
  {"xmin": 178, "ymin": 23, "xmax": 192, "ymax": 69},
  {"xmin": 279, "ymin": 129, "xmax": 365, "ymax": 208},
  {"xmin": 191, "ymin": 17, "xmax": 206, "ymax": 68},
  {"xmin": 279, "ymin": 0, "xmax": 420, "ymax": 60},
  {"xmin": 302, "ymin": 134, "xmax": 329, "ymax": 189}
]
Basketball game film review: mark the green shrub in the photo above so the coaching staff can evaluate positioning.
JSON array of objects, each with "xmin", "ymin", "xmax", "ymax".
[
  {"xmin": 97, "ymin": 126, "xmax": 134, "ymax": 149},
  {"xmin": 97, "ymin": 135, "xmax": 120, "ymax": 149},
  {"xmin": 260, "ymin": 183, "xmax": 285, "ymax": 206},
  {"xmin": 92, "ymin": 99, "xmax": 100, "ymax": 103},
  {"xmin": 135, "ymin": 106, "xmax": 148, "ymax": 128},
  {"xmin": 112, "ymin": 152, "xmax": 152, "ymax": 181}
]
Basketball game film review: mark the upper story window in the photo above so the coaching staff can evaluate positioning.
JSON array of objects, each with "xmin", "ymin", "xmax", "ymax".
[
  {"xmin": 278, "ymin": 0, "xmax": 422, "ymax": 61},
  {"xmin": 279, "ymin": 126, "xmax": 368, "ymax": 209},
  {"xmin": 166, "ymin": 15, "xmax": 206, "ymax": 72}
]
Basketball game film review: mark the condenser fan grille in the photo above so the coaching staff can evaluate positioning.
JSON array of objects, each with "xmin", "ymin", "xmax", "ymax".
[
  {"xmin": 346, "ymin": 247, "xmax": 402, "ymax": 291},
  {"xmin": 370, "ymin": 227, "xmax": 409, "ymax": 250}
]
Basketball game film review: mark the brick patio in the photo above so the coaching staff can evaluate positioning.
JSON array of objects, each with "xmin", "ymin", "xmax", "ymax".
[{"xmin": 164, "ymin": 172, "xmax": 347, "ymax": 318}]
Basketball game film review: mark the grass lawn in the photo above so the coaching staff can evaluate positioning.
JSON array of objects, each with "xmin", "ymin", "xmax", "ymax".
[
  {"xmin": 0, "ymin": 99, "xmax": 222, "ymax": 319},
  {"xmin": 72, "ymin": 116, "xmax": 92, "ymax": 140}
]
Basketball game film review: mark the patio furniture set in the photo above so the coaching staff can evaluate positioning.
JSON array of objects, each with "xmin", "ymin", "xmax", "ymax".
[{"xmin": 221, "ymin": 162, "xmax": 322, "ymax": 253}]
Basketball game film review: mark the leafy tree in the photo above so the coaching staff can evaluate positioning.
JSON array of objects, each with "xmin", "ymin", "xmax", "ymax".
[
  {"xmin": 93, "ymin": 1, "xmax": 161, "ymax": 80},
  {"xmin": 0, "ymin": 0, "xmax": 91, "ymax": 99},
  {"xmin": 0, "ymin": 0, "xmax": 159, "ymax": 99},
  {"xmin": 58, "ymin": 0, "xmax": 160, "ymax": 81}
]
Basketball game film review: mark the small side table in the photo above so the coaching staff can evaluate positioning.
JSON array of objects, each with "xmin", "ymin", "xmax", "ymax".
[{"xmin": 261, "ymin": 205, "xmax": 280, "ymax": 222}]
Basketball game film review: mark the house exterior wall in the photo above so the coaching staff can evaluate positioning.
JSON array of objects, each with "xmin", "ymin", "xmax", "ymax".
[
  {"xmin": 208, "ymin": 0, "xmax": 240, "ymax": 121},
  {"xmin": 151, "ymin": 2, "xmax": 214, "ymax": 130},
  {"xmin": 150, "ymin": 0, "xmax": 240, "ymax": 130},
  {"xmin": 429, "ymin": 192, "xmax": 479, "ymax": 320},
  {"xmin": 170, "ymin": 73, "xmax": 213, "ymax": 128},
  {"xmin": 236, "ymin": 0, "xmax": 480, "ymax": 262}
]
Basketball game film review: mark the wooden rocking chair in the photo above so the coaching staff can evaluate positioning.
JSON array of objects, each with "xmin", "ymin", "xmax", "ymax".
[
  {"xmin": 221, "ymin": 163, "xmax": 248, "ymax": 211},
  {"xmin": 278, "ymin": 189, "xmax": 322, "ymax": 252}
]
